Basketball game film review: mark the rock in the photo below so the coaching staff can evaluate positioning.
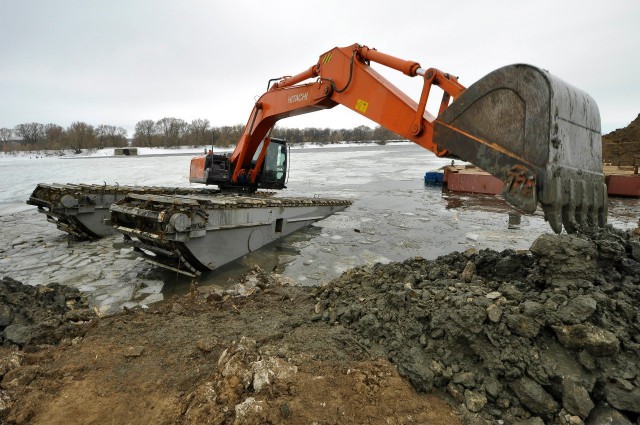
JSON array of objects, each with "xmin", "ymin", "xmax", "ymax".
[
  {"xmin": 486, "ymin": 291, "xmax": 502, "ymax": 300},
  {"xmin": 123, "ymin": 346, "xmax": 145, "ymax": 357},
  {"xmin": 234, "ymin": 397, "xmax": 265, "ymax": 423},
  {"xmin": 63, "ymin": 308, "xmax": 94, "ymax": 322},
  {"xmin": 558, "ymin": 295, "xmax": 597, "ymax": 324},
  {"xmin": 604, "ymin": 383, "xmax": 640, "ymax": 413},
  {"xmin": 530, "ymin": 234, "xmax": 598, "ymax": 279},
  {"xmin": 505, "ymin": 313, "xmax": 540, "ymax": 338},
  {"xmin": 498, "ymin": 283, "xmax": 524, "ymax": 302},
  {"xmin": 3, "ymin": 324, "xmax": 36, "ymax": 346},
  {"xmin": 562, "ymin": 377, "xmax": 594, "ymax": 418},
  {"xmin": 464, "ymin": 389, "xmax": 487, "ymax": 413},
  {"xmin": 630, "ymin": 240, "xmax": 640, "ymax": 262},
  {"xmin": 585, "ymin": 406, "xmax": 633, "ymax": 425},
  {"xmin": 486, "ymin": 304, "xmax": 502, "ymax": 323},
  {"xmin": 451, "ymin": 304, "xmax": 486, "ymax": 334},
  {"xmin": 279, "ymin": 403, "xmax": 292, "ymax": 419},
  {"xmin": 0, "ymin": 304, "xmax": 13, "ymax": 327},
  {"xmin": 568, "ymin": 415, "xmax": 583, "ymax": 425},
  {"xmin": 521, "ymin": 300, "xmax": 544, "ymax": 319},
  {"xmin": 461, "ymin": 261, "xmax": 476, "ymax": 283},
  {"xmin": 218, "ymin": 337, "xmax": 259, "ymax": 389},
  {"xmin": 251, "ymin": 357, "xmax": 297, "ymax": 393},
  {"xmin": 397, "ymin": 346, "xmax": 434, "ymax": 391},
  {"xmin": 494, "ymin": 257, "xmax": 525, "ymax": 278},
  {"xmin": 577, "ymin": 350, "xmax": 596, "ymax": 371},
  {"xmin": 446, "ymin": 382, "xmax": 464, "ymax": 403},
  {"xmin": 509, "ymin": 376, "xmax": 559, "ymax": 416},
  {"xmin": 483, "ymin": 375, "xmax": 502, "ymax": 399},
  {"xmin": 196, "ymin": 337, "xmax": 217, "ymax": 353},
  {"xmin": 554, "ymin": 324, "xmax": 620, "ymax": 357},
  {"xmin": 453, "ymin": 371, "xmax": 475, "ymax": 388}
]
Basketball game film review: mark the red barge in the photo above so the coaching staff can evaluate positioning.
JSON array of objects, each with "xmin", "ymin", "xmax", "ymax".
[{"xmin": 441, "ymin": 164, "xmax": 639, "ymax": 198}]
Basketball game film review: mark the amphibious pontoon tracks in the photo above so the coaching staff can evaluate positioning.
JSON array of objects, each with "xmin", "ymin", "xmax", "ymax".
[
  {"xmin": 110, "ymin": 193, "xmax": 351, "ymax": 276},
  {"xmin": 27, "ymin": 183, "xmax": 351, "ymax": 276},
  {"xmin": 27, "ymin": 183, "xmax": 226, "ymax": 239}
]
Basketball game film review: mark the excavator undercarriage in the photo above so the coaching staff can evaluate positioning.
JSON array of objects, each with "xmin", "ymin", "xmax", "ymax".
[
  {"xmin": 28, "ymin": 183, "xmax": 350, "ymax": 275},
  {"xmin": 110, "ymin": 193, "xmax": 351, "ymax": 276}
]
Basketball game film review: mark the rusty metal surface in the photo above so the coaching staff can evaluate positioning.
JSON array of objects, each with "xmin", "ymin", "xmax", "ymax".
[
  {"xmin": 605, "ymin": 175, "xmax": 640, "ymax": 198},
  {"xmin": 434, "ymin": 64, "xmax": 607, "ymax": 234},
  {"xmin": 110, "ymin": 193, "xmax": 352, "ymax": 275},
  {"xmin": 443, "ymin": 166, "xmax": 502, "ymax": 195}
]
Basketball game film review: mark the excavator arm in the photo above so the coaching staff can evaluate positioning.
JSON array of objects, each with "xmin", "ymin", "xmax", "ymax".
[{"xmin": 192, "ymin": 43, "xmax": 607, "ymax": 234}]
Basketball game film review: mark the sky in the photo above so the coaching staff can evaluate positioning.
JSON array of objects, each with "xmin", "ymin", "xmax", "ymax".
[{"xmin": 1, "ymin": 0, "xmax": 638, "ymax": 137}]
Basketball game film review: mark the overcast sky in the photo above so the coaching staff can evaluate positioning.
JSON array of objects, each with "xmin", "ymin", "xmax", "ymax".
[{"xmin": 1, "ymin": 0, "xmax": 638, "ymax": 137}]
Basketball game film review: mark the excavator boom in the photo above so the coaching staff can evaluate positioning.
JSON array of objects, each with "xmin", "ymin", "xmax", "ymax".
[{"xmin": 191, "ymin": 43, "xmax": 607, "ymax": 233}]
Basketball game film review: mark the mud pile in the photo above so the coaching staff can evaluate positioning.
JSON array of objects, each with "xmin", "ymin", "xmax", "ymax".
[
  {"xmin": 317, "ymin": 226, "xmax": 640, "ymax": 424},
  {"xmin": 0, "ymin": 277, "xmax": 95, "ymax": 347},
  {"xmin": 603, "ymin": 113, "xmax": 640, "ymax": 165}
]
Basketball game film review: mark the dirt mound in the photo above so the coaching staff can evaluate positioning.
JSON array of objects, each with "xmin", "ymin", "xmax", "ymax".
[
  {"xmin": 317, "ymin": 226, "xmax": 640, "ymax": 424},
  {"xmin": 0, "ymin": 277, "xmax": 95, "ymax": 347},
  {"xmin": 603, "ymin": 114, "xmax": 640, "ymax": 165},
  {"xmin": 182, "ymin": 336, "xmax": 457, "ymax": 425},
  {"xmin": 0, "ymin": 269, "xmax": 459, "ymax": 425}
]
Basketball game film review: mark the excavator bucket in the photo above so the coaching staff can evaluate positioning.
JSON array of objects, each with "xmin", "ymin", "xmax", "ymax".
[{"xmin": 433, "ymin": 64, "xmax": 607, "ymax": 233}]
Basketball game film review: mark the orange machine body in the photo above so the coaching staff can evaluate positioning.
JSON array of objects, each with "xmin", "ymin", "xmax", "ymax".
[{"xmin": 194, "ymin": 44, "xmax": 466, "ymax": 186}]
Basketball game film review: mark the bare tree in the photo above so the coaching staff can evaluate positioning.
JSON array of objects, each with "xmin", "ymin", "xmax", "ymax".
[
  {"xmin": 0, "ymin": 128, "xmax": 13, "ymax": 152},
  {"xmin": 0, "ymin": 128, "xmax": 13, "ymax": 143},
  {"xmin": 156, "ymin": 117, "xmax": 188, "ymax": 147},
  {"xmin": 212, "ymin": 124, "xmax": 244, "ymax": 147},
  {"xmin": 110, "ymin": 127, "xmax": 128, "ymax": 147},
  {"xmin": 133, "ymin": 120, "xmax": 156, "ymax": 147},
  {"xmin": 95, "ymin": 124, "xmax": 111, "ymax": 149},
  {"xmin": 372, "ymin": 125, "xmax": 401, "ymax": 143},
  {"xmin": 14, "ymin": 122, "xmax": 45, "ymax": 148},
  {"xmin": 67, "ymin": 121, "xmax": 96, "ymax": 153},
  {"xmin": 94, "ymin": 125, "xmax": 127, "ymax": 148},
  {"xmin": 44, "ymin": 124, "xmax": 65, "ymax": 150},
  {"xmin": 189, "ymin": 118, "xmax": 210, "ymax": 147}
]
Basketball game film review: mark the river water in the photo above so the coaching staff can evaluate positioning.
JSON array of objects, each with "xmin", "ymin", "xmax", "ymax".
[{"xmin": 1, "ymin": 144, "xmax": 638, "ymax": 314}]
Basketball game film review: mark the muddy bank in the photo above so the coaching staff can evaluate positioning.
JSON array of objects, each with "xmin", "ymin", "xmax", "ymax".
[
  {"xmin": 0, "ymin": 277, "xmax": 94, "ymax": 347},
  {"xmin": 317, "ymin": 225, "xmax": 640, "ymax": 424},
  {"xmin": 0, "ymin": 269, "xmax": 459, "ymax": 425},
  {"xmin": 1, "ymin": 224, "xmax": 640, "ymax": 424}
]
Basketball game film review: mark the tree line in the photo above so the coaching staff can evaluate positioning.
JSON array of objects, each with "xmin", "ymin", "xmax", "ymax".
[
  {"xmin": 1, "ymin": 118, "xmax": 403, "ymax": 153},
  {"xmin": 130, "ymin": 118, "xmax": 402, "ymax": 148},
  {"xmin": 0, "ymin": 122, "xmax": 129, "ymax": 153}
]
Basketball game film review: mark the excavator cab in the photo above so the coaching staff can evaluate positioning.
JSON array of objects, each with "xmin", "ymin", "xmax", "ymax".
[
  {"xmin": 258, "ymin": 138, "xmax": 288, "ymax": 189},
  {"xmin": 189, "ymin": 138, "xmax": 287, "ymax": 192}
]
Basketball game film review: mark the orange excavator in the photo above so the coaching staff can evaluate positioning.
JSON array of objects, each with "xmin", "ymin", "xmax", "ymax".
[
  {"xmin": 29, "ymin": 43, "xmax": 609, "ymax": 275},
  {"xmin": 190, "ymin": 43, "xmax": 607, "ymax": 234}
]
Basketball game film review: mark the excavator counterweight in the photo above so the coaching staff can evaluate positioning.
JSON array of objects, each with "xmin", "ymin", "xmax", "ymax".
[{"xmin": 433, "ymin": 64, "xmax": 606, "ymax": 233}]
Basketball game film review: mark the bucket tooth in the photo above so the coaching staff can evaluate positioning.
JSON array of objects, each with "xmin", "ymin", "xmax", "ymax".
[{"xmin": 434, "ymin": 64, "xmax": 606, "ymax": 233}]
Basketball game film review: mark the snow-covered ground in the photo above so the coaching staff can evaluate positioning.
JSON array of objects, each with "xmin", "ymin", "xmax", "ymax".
[
  {"xmin": 0, "ymin": 141, "xmax": 405, "ymax": 160},
  {"xmin": 0, "ymin": 145, "xmax": 223, "ymax": 161}
]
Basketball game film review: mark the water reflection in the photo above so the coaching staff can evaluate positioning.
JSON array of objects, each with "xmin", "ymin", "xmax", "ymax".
[{"xmin": 159, "ymin": 226, "xmax": 323, "ymax": 295}]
